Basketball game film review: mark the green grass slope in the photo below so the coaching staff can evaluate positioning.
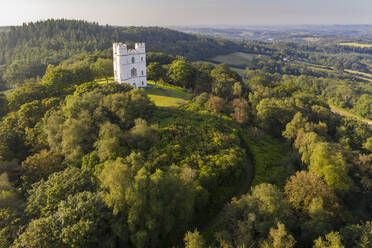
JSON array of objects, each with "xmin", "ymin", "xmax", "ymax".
[
  {"xmin": 146, "ymin": 81, "xmax": 192, "ymax": 107},
  {"xmin": 96, "ymin": 79, "xmax": 192, "ymax": 107}
]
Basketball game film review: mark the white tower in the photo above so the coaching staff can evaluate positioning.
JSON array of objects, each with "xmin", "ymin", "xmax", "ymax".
[{"xmin": 113, "ymin": 42, "xmax": 147, "ymax": 88}]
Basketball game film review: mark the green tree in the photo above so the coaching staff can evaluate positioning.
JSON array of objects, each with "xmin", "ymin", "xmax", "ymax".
[
  {"xmin": 231, "ymin": 98, "xmax": 250, "ymax": 124},
  {"xmin": 99, "ymin": 153, "xmax": 145, "ymax": 214},
  {"xmin": 44, "ymin": 88, "xmax": 154, "ymax": 163},
  {"xmin": 211, "ymin": 81, "xmax": 233, "ymax": 99},
  {"xmin": 309, "ymin": 142, "xmax": 352, "ymax": 192},
  {"xmin": 341, "ymin": 221, "xmax": 372, "ymax": 248},
  {"xmin": 21, "ymin": 150, "xmax": 65, "ymax": 189},
  {"xmin": 0, "ymin": 209, "xmax": 20, "ymax": 248},
  {"xmin": 260, "ymin": 222, "xmax": 296, "ymax": 248},
  {"xmin": 363, "ymin": 137, "xmax": 372, "ymax": 152},
  {"xmin": 211, "ymin": 63, "xmax": 242, "ymax": 83},
  {"xmin": 193, "ymin": 92, "xmax": 209, "ymax": 107},
  {"xmin": 126, "ymin": 167, "xmax": 196, "ymax": 248},
  {"xmin": 100, "ymin": 156, "xmax": 196, "ymax": 248},
  {"xmin": 125, "ymin": 118, "xmax": 158, "ymax": 151},
  {"xmin": 313, "ymin": 232, "xmax": 344, "ymax": 248},
  {"xmin": 2, "ymin": 60, "xmax": 46, "ymax": 87},
  {"xmin": 7, "ymin": 82, "xmax": 47, "ymax": 112},
  {"xmin": 14, "ymin": 192, "xmax": 115, "ymax": 248},
  {"xmin": 42, "ymin": 65, "xmax": 74, "ymax": 91},
  {"xmin": 26, "ymin": 167, "xmax": 97, "ymax": 218},
  {"xmin": 233, "ymin": 82, "xmax": 243, "ymax": 97},
  {"xmin": 256, "ymin": 98, "xmax": 296, "ymax": 137},
  {"xmin": 95, "ymin": 122, "xmax": 124, "ymax": 161},
  {"xmin": 167, "ymin": 60, "xmax": 196, "ymax": 88},
  {"xmin": 216, "ymin": 184, "xmax": 295, "ymax": 248},
  {"xmin": 0, "ymin": 173, "xmax": 23, "ymax": 210},
  {"xmin": 184, "ymin": 229, "xmax": 205, "ymax": 248},
  {"xmin": 205, "ymin": 95, "xmax": 225, "ymax": 113},
  {"xmin": 284, "ymin": 171, "xmax": 341, "ymax": 214},
  {"xmin": 0, "ymin": 94, "xmax": 8, "ymax": 118},
  {"xmin": 91, "ymin": 58, "xmax": 113, "ymax": 82},
  {"xmin": 293, "ymin": 130, "xmax": 322, "ymax": 164},
  {"xmin": 147, "ymin": 62, "xmax": 167, "ymax": 82},
  {"xmin": 283, "ymin": 112, "xmax": 308, "ymax": 140},
  {"xmin": 42, "ymin": 63, "xmax": 94, "ymax": 92}
]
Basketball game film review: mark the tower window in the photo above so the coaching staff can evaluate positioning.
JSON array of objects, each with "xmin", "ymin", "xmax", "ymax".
[
  {"xmin": 142, "ymin": 81, "xmax": 144, "ymax": 85},
  {"xmin": 132, "ymin": 57, "xmax": 135, "ymax": 63},
  {"xmin": 141, "ymin": 57, "xmax": 144, "ymax": 61},
  {"xmin": 131, "ymin": 68, "xmax": 137, "ymax": 77},
  {"xmin": 141, "ymin": 70, "xmax": 144, "ymax": 75}
]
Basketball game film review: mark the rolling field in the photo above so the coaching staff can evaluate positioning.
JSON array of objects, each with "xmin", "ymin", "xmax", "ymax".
[
  {"xmin": 344, "ymin": 69, "xmax": 372, "ymax": 81},
  {"xmin": 302, "ymin": 37, "xmax": 322, "ymax": 42},
  {"xmin": 210, "ymin": 52, "xmax": 261, "ymax": 67},
  {"xmin": 338, "ymin": 42, "xmax": 372, "ymax": 48},
  {"xmin": 200, "ymin": 60, "xmax": 246, "ymax": 76}
]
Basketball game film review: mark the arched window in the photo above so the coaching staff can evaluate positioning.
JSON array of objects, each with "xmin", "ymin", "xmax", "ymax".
[
  {"xmin": 132, "ymin": 57, "xmax": 135, "ymax": 63},
  {"xmin": 142, "ymin": 81, "xmax": 144, "ymax": 85},
  {"xmin": 141, "ymin": 70, "xmax": 144, "ymax": 75},
  {"xmin": 141, "ymin": 57, "xmax": 144, "ymax": 62},
  {"xmin": 133, "ymin": 83, "xmax": 136, "ymax": 88},
  {"xmin": 131, "ymin": 68, "xmax": 137, "ymax": 77}
]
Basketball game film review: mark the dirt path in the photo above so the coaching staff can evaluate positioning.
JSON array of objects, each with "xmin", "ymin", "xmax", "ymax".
[{"xmin": 330, "ymin": 104, "xmax": 372, "ymax": 126}]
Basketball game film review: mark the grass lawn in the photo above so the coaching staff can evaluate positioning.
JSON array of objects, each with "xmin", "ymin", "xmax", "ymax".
[
  {"xmin": 95, "ymin": 78, "xmax": 192, "ymax": 107},
  {"xmin": 95, "ymin": 79, "xmax": 192, "ymax": 107},
  {"xmin": 146, "ymin": 81, "xmax": 192, "ymax": 107},
  {"xmin": 95, "ymin": 77, "xmax": 115, "ymax": 84},
  {"xmin": 338, "ymin": 42, "xmax": 372, "ymax": 48},
  {"xmin": 244, "ymin": 138, "xmax": 291, "ymax": 187}
]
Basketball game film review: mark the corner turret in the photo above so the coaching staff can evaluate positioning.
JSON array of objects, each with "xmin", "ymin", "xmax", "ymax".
[
  {"xmin": 135, "ymin": 42, "xmax": 146, "ymax": 53},
  {"xmin": 113, "ymin": 43, "xmax": 128, "ymax": 55}
]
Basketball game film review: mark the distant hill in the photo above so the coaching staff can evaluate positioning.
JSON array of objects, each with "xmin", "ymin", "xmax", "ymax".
[
  {"xmin": 170, "ymin": 24, "xmax": 372, "ymax": 43},
  {"xmin": 0, "ymin": 19, "xmax": 254, "ymax": 66},
  {"xmin": 0, "ymin": 19, "xmax": 273, "ymax": 88}
]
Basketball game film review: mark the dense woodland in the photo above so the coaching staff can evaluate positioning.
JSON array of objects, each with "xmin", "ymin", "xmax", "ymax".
[{"xmin": 0, "ymin": 19, "xmax": 372, "ymax": 248}]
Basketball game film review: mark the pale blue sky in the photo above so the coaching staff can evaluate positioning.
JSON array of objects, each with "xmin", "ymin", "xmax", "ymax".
[{"xmin": 1, "ymin": 0, "xmax": 372, "ymax": 26}]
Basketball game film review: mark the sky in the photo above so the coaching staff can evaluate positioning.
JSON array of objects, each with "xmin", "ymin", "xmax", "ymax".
[{"xmin": 1, "ymin": 0, "xmax": 372, "ymax": 26}]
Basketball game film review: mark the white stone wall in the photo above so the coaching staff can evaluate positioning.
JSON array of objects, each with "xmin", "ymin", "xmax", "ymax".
[{"xmin": 113, "ymin": 42, "xmax": 147, "ymax": 88}]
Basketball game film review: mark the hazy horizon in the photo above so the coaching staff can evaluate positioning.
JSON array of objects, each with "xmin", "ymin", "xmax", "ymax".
[{"xmin": 1, "ymin": 0, "xmax": 372, "ymax": 27}]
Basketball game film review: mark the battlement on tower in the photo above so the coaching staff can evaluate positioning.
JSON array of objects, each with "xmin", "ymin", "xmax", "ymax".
[
  {"xmin": 113, "ymin": 42, "xmax": 145, "ymax": 55},
  {"xmin": 113, "ymin": 43, "xmax": 128, "ymax": 55},
  {"xmin": 135, "ymin": 43, "xmax": 146, "ymax": 53}
]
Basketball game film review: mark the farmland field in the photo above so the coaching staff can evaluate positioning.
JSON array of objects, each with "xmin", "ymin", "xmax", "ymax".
[
  {"xmin": 210, "ymin": 52, "xmax": 262, "ymax": 67},
  {"xmin": 338, "ymin": 42, "xmax": 372, "ymax": 48}
]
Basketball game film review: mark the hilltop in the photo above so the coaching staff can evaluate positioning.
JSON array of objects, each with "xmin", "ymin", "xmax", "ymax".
[{"xmin": 0, "ymin": 18, "xmax": 371, "ymax": 247}]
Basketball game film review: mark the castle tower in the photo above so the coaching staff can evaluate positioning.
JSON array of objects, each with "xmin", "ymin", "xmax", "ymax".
[{"xmin": 113, "ymin": 42, "xmax": 147, "ymax": 88}]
